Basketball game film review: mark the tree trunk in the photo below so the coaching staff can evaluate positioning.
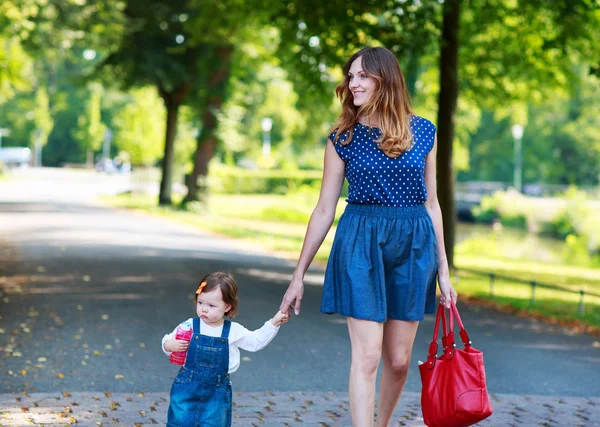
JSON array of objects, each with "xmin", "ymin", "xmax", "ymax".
[
  {"xmin": 158, "ymin": 83, "xmax": 190, "ymax": 206},
  {"xmin": 436, "ymin": 0, "xmax": 460, "ymax": 268},
  {"xmin": 183, "ymin": 107, "xmax": 218, "ymax": 204},
  {"xmin": 183, "ymin": 45, "xmax": 233, "ymax": 205}
]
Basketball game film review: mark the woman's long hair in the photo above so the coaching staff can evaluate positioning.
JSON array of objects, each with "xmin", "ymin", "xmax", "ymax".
[{"xmin": 331, "ymin": 46, "xmax": 413, "ymax": 158}]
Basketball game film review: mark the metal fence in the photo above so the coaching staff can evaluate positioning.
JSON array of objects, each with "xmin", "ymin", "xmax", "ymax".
[{"xmin": 455, "ymin": 267, "xmax": 600, "ymax": 316}]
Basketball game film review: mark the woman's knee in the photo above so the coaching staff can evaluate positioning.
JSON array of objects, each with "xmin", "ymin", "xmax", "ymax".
[
  {"xmin": 353, "ymin": 346, "xmax": 382, "ymax": 376},
  {"xmin": 385, "ymin": 351, "xmax": 411, "ymax": 377}
]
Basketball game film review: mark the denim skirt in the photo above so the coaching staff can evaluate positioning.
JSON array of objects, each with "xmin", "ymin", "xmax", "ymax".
[{"xmin": 321, "ymin": 203, "xmax": 438, "ymax": 322}]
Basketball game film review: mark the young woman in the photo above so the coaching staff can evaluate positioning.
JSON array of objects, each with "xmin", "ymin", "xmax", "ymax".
[{"xmin": 279, "ymin": 46, "xmax": 458, "ymax": 427}]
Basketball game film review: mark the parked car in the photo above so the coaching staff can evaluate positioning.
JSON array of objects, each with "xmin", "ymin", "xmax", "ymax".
[{"xmin": 0, "ymin": 147, "xmax": 31, "ymax": 168}]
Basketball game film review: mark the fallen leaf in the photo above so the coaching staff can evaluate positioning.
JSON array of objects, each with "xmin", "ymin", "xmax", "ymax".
[
  {"xmin": 7, "ymin": 370, "xmax": 13, "ymax": 375},
  {"xmin": 114, "ymin": 374, "xmax": 124, "ymax": 379},
  {"xmin": 101, "ymin": 314, "xmax": 109, "ymax": 320},
  {"xmin": 82, "ymin": 275, "xmax": 91, "ymax": 282},
  {"xmin": 62, "ymin": 392, "xmax": 71, "ymax": 397},
  {"xmin": 105, "ymin": 345, "xmax": 112, "ymax": 350},
  {"xmin": 76, "ymin": 305, "xmax": 83, "ymax": 311},
  {"xmin": 12, "ymin": 351, "xmax": 22, "ymax": 357},
  {"xmin": 93, "ymin": 350, "xmax": 100, "ymax": 356},
  {"xmin": 81, "ymin": 361, "xmax": 87, "ymax": 366},
  {"xmin": 21, "ymin": 407, "xmax": 29, "ymax": 413},
  {"xmin": 139, "ymin": 343, "xmax": 146, "ymax": 348},
  {"xmin": 57, "ymin": 373, "xmax": 64, "ymax": 379},
  {"xmin": 593, "ymin": 341, "xmax": 600, "ymax": 348},
  {"xmin": 37, "ymin": 266, "xmax": 46, "ymax": 273},
  {"xmin": 0, "ymin": 328, "xmax": 4, "ymax": 334},
  {"xmin": 37, "ymin": 357, "xmax": 47, "ymax": 362},
  {"xmin": 19, "ymin": 370, "xmax": 26, "ymax": 376}
]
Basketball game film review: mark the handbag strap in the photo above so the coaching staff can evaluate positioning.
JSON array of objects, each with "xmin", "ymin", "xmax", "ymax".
[
  {"xmin": 426, "ymin": 301, "xmax": 471, "ymax": 369},
  {"xmin": 446, "ymin": 300, "xmax": 471, "ymax": 350}
]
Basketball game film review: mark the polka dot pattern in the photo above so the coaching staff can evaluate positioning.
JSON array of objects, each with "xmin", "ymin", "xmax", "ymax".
[{"xmin": 331, "ymin": 115, "xmax": 436, "ymax": 207}]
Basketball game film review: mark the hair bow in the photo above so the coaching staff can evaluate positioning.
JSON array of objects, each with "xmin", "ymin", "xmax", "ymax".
[{"xmin": 196, "ymin": 281, "xmax": 207, "ymax": 294}]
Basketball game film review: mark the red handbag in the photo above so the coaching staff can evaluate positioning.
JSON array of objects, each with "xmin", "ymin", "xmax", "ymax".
[{"xmin": 419, "ymin": 300, "xmax": 493, "ymax": 427}]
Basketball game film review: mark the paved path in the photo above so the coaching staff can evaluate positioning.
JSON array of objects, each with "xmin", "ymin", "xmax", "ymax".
[
  {"xmin": 1, "ymin": 168, "xmax": 599, "ymax": 426},
  {"xmin": 0, "ymin": 391, "xmax": 598, "ymax": 426}
]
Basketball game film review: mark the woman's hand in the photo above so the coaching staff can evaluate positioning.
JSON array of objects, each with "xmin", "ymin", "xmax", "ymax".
[
  {"xmin": 271, "ymin": 310, "xmax": 290, "ymax": 327},
  {"xmin": 279, "ymin": 277, "xmax": 304, "ymax": 316},
  {"xmin": 438, "ymin": 275, "xmax": 458, "ymax": 308},
  {"xmin": 164, "ymin": 338, "xmax": 189, "ymax": 353}
]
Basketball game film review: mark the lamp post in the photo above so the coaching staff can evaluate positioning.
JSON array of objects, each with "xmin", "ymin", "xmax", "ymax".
[
  {"xmin": 103, "ymin": 128, "xmax": 113, "ymax": 163},
  {"xmin": 34, "ymin": 128, "xmax": 42, "ymax": 167},
  {"xmin": 261, "ymin": 117, "xmax": 273, "ymax": 157},
  {"xmin": 511, "ymin": 124, "xmax": 524, "ymax": 193}
]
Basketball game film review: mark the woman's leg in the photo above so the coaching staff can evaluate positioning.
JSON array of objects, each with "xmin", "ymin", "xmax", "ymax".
[
  {"xmin": 347, "ymin": 317, "xmax": 384, "ymax": 427},
  {"xmin": 374, "ymin": 320, "xmax": 419, "ymax": 427}
]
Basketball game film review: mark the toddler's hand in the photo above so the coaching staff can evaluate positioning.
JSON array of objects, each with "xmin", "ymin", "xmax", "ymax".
[
  {"xmin": 164, "ymin": 338, "xmax": 190, "ymax": 353},
  {"xmin": 271, "ymin": 310, "xmax": 290, "ymax": 327}
]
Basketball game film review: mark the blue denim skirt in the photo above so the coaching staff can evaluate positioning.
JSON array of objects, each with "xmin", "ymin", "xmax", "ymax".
[{"xmin": 321, "ymin": 203, "xmax": 438, "ymax": 322}]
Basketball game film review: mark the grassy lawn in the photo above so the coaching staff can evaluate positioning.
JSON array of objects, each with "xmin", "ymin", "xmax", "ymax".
[{"xmin": 102, "ymin": 192, "xmax": 600, "ymax": 332}]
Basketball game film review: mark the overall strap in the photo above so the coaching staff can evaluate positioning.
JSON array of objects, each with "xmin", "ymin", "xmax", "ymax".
[
  {"xmin": 220, "ymin": 319, "xmax": 231, "ymax": 338},
  {"xmin": 193, "ymin": 317, "xmax": 200, "ymax": 335}
]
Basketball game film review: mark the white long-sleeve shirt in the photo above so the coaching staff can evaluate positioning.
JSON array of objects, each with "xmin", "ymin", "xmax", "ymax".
[{"xmin": 161, "ymin": 317, "xmax": 280, "ymax": 374}]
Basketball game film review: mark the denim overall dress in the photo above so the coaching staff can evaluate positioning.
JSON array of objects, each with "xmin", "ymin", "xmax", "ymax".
[{"xmin": 167, "ymin": 318, "xmax": 232, "ymax": 427}]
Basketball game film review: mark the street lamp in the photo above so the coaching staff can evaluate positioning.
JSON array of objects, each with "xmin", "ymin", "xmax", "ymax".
[
  {"xmin": 512, "ymin": 124, "xmax": 524, "ymax": 193},
  {"xmin": 103, "ymin": 128, "xmax": 113, "ymax": 163},
  {"xmin": 261, "ymin": 117, "xmax": 273, "ymax": 157}
]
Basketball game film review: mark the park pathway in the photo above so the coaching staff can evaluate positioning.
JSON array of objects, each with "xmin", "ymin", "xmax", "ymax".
[{"xmin": 0, "ymin": 168, "xmax": 598, "ymax": 426}]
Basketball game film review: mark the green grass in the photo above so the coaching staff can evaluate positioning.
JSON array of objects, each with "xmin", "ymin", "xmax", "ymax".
[{"xmin": 102, "ymin": 192, "xmax": 600, "ymax": 331}]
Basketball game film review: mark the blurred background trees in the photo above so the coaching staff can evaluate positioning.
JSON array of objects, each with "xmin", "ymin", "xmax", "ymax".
[{"xmin": 1, "ymin": 0, "xmax": 599, "ymax": 265}]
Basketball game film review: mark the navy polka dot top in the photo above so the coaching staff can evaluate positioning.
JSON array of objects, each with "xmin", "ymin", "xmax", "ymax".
[{"xmin": 331, "ymin": 115, "xmax": 436, "ymax": 207}]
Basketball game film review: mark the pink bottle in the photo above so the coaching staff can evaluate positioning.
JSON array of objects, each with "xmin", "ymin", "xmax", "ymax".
[{"xmin": 169, "ymin": 321, "xmax": 193, "ymax": 365}]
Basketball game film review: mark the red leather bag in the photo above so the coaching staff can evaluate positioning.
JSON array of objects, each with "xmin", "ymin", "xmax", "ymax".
[{"xmin": 419, "ymin": 301, "xmax": 493, "ymax": 427}]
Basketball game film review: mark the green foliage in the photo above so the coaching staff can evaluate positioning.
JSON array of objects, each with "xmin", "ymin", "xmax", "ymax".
[
  {"xmin": 472, "ymin": 190, "xmax": 529, "ymax": 229},
  {"xmin": 473, "ymin": 187, "xmax": 600, "ymax": 258},
  {"xmin": 72, "ymin": 83, "xmax": 107, "ymax": 155},
  {"xmin": 112, "ymin": 87, "xmax": 165, "ymax": 166},
  {"xmin": 31, "ymin": 86, "xmax": 53, "ymax": 149},
  {"xmin": 207, "ymin": 166, "xmax": 323, "ymax": 195}
]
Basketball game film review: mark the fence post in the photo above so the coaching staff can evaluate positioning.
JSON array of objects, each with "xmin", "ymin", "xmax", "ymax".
[
  {"xmin": 530, "ymin": 281, "xmax": 536, "ymax": 305},
  {"xmin": 579, "ymin": 290, "xmax": 585, "ymax": 316},
  {"xmin": 489, "ymin": 273, "xmax": 495, "ymax": 296}
]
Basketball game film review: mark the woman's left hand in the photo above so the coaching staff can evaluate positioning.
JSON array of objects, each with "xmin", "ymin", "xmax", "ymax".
[{"xmin": 438, "ymin": 275, "xmax": 458, "ymax": 308}]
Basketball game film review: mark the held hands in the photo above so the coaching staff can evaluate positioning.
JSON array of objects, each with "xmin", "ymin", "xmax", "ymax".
[
  {"xmin": 164, "ymin": 338, "xmax": 190, "ymax": 353},
  {"xmin": 438, "ymin": 275, "xmax": 458, "ymax": 309},
  {"xmin": 271, "ymin": 310, "xmax": 290, "ymax": 327},
  {"xmin": 279, "ymin": 277, "xmax": 304, "ymax": 316}
]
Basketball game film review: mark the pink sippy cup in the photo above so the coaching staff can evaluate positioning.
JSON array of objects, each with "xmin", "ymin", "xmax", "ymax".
[{"xmin": 169, "ymin": 321, "xmax": 193, "ymax": 365}]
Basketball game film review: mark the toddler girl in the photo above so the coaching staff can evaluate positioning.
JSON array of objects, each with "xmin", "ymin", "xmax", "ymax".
[{"xmin": 162, "ymin": 271, "xmax": 288, "ymax": 427}]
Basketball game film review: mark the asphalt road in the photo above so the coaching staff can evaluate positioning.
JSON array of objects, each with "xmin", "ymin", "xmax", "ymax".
[{"xmin": 0, "ymin": 168, "xmax": 599, "ymax": 398}]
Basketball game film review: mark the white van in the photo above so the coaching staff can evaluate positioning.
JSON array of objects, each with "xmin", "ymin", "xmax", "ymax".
[{"xmin": 0, "ymin": 147, "xmax": 32, "ymax": 168}]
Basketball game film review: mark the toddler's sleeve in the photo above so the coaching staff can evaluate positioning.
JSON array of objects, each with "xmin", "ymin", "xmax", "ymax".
[{"xmin": 231, "ymin": 320, "xmax": 279, "ymax": 352}]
